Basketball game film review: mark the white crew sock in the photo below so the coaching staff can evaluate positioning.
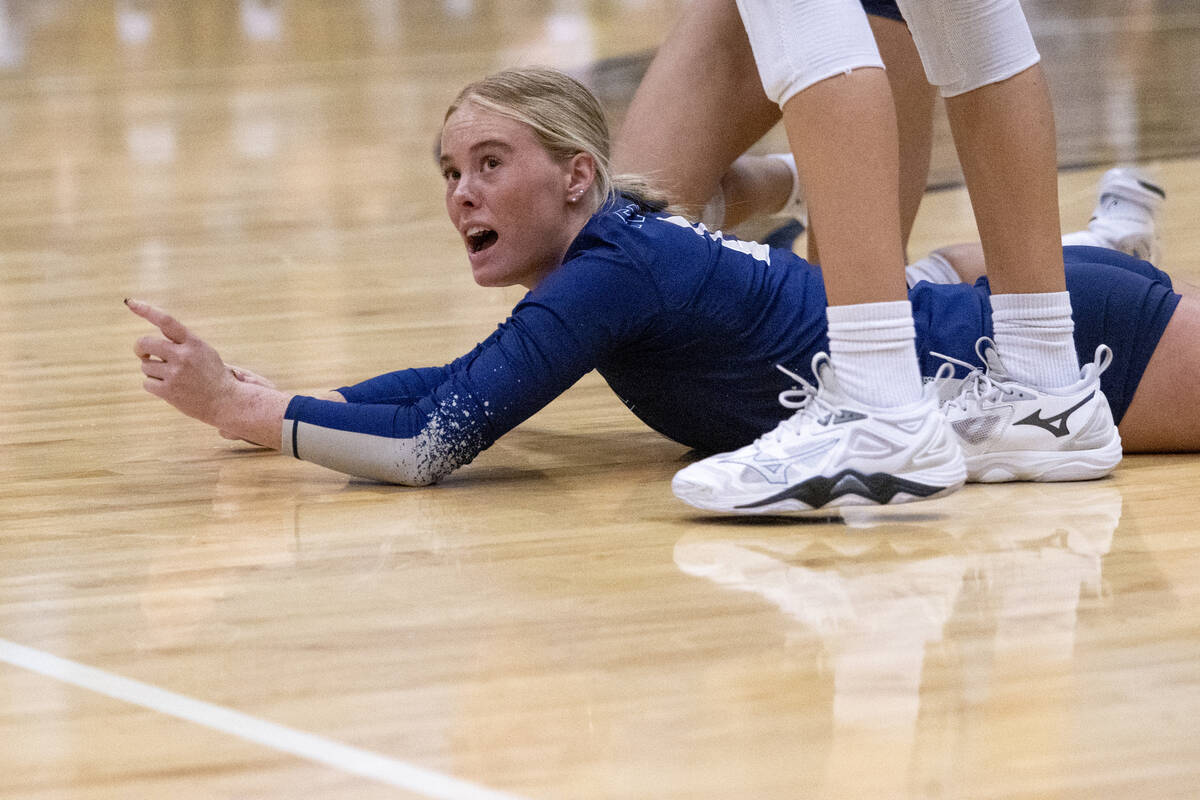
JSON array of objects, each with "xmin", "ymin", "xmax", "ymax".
[
  {"xmin": 989, "ymin": 291, "xmax": 1080, "ymax": 389},
  {"xmin": 826, "ymin": 300, "xmax": 924, "ymax": 407}
]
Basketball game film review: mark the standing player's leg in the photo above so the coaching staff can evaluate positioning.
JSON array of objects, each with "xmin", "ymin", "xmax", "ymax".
[
  {"xmin": 673, "ymin": 0, "xmax": 967, "ymax": 514},
  {"xmin": 719, "ymin": 11, "xmax": 936, "ymax": 250},
  {"xmin": 938, "ymin": 69, "xmax": 1124, "ymax": 480},
  {"xmin": 863, "ymin": 10, "xmax": 937, "ymax": 261},
  {"xmin": 945, "ymin": 64, "xmax": 1080, "ymax": 380},
  {"xmin": 893, "ymin": 0, "xmax": 1122, "ymax": 481}
]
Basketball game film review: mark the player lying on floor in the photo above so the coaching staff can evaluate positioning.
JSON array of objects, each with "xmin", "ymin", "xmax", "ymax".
[{"xmin": 128, "ymin": 67, "xmax": 1198, "ymax": 493}]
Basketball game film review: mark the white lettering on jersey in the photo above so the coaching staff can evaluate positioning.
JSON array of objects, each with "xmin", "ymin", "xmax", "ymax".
[{"xmin": 658, "ymin": 215, "xmax": 772, "ymax": 265}]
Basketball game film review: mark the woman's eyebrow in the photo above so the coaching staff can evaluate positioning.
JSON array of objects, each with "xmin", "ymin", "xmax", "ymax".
[
  {"xmin": 467, "ymin": 139, "xmax": 513, "ymax": 155},
  {"xmin": 440, "ymin": 139, "xmax": 514, "ymax": 167}
]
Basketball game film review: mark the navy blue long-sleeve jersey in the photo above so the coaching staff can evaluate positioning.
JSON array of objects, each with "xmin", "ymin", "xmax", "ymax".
[{"xmin": 282, "ymin": 200, "xmax": 1178, "ymax": 484}]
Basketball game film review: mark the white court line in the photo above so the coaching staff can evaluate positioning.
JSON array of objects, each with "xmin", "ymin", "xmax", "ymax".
[{"xmin": 0, "ymin": 638, "xmax": 528, "ymax": 800}]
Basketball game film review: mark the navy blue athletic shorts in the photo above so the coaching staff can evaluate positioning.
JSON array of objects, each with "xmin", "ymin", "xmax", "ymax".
[
  {"xmin": 862, "ymin": 0, "xmax": 904, "ymax": 23},
  {"xmin": 911, "ymin": 246, "xmax": 1180, "ymax": 425}
]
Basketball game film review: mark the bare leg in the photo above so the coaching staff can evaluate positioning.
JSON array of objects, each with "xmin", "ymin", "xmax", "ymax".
[
  {"xmin": 874, "ymin": 15, "xmax": 936, "ymax": 256},
  {"xmin": 944, "ymin": 65, "xmax": 1064, "ymax": 295},
  {"xmin": 1119, "ymin": 294, "xmax": 1200, "ymax": 451},
  {"xmin": 807, "ymin": 16, "xmax": 934, "ymax": 265},
  {"xmin": 736, "ymin": 15, "xmax": 936, "ymax": 255},
  {"xmin": 782, "ymin": 68, "xmax": 908, "ymax": 305},
  {"xmin": 612, "ymin": 0, "xmax": 779, "ymax": 219}
]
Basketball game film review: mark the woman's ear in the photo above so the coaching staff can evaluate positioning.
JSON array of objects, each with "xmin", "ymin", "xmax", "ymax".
[{"xmin": 565, "ymin": 152, "xmax": 597, "ymax": 204}]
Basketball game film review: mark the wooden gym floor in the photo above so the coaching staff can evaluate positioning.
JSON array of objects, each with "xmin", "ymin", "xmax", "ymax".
[{"xmin": 1, "ymin": 1, "xmax": 1198, "ymax": 797}]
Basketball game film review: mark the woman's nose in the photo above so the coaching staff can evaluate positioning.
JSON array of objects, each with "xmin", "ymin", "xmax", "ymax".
[{"xmin": 452, "ymin": 174, "xmax": 477, "ymax": 207}]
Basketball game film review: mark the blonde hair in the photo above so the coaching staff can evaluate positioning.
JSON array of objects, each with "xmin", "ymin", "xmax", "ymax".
[{"xmin": 444, "ymin": 67, "xmax": 668, "ymax": 212}]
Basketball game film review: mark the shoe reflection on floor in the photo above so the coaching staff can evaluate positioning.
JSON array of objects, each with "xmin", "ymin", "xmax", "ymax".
[{"xmin": 673, "ymin": 483, "xmax": 1121, "ymax": 796}]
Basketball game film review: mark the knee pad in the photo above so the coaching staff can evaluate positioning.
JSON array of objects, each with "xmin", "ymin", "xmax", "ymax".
[
  {"xmin": 893, "ymin": 0, "xmax": 1040, "ymax": 97},
  {"xmin": 736, "ymin": 0, "xmax": 884, "ymax": 107}
]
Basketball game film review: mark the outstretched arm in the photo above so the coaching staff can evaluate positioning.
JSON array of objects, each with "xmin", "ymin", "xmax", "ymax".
[
  {"xmin": 127, "ymin": 298, "xmax": 481, "ymax": 484},
  {"xmin": 128, "ymin": 298, "xmax": 290, "ymax": 449},
  {"xmin": 128, "ymin": 284, "xmax": 621, "ymax": 485}
]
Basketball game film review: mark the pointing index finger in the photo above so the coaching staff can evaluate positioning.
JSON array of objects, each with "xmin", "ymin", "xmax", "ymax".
[{"xmin": 125, "ymin": 298, "xmax": 189, "ymax": 344}]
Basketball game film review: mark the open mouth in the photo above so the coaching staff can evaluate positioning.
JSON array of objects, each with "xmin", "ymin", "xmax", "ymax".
[{"xmin": 466, "ymin": 227, "xmax": 498, "ymax": 254}]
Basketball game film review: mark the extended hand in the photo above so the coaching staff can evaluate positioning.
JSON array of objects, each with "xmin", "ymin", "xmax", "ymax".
[
  {"xmin": 127, "ymin": 298, "xmax": 291, "ymax": 450},
  {"xmin": 128, "ymin": 298, "xmax": 238, "ymax": 427}
]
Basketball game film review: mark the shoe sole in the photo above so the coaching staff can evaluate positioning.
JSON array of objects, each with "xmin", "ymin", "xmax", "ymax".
[
  {"xmin": 966, "ymin": 435, "xmax": 1123, "ymax": 483},
  {"xmin": 673, "ymin": 464, "xmax": 966, "ymax": 515}
]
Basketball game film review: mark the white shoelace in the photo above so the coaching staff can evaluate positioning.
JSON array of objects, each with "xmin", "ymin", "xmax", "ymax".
[
  {"xmin": 759, "ymin": 362, "xmax": 840, "ymax": 444},
  {"xmin": 933, "ymin": 342, "xmax": 1111, "ymax": 413},
  {"xmin": 931, "ymin": 351, "xmax": 1018, "ymax": 413}
]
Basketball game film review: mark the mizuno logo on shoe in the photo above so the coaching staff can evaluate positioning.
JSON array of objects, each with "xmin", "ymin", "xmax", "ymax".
[
  {"xmin": 724, "ymin": 438, "xmax": 838, "ymax": 484},
  {"xmin": 1014, "ymin": 391, "xmax": 1095, "ymax": 438}
]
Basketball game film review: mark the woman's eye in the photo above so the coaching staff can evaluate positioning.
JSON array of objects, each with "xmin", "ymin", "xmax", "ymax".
[
  {"xmin": 442, "ymin": 168, "xmax": 459, "ymax": 181},
  {"xmin": 483, "ymin": 157, "xmax": 500, "ymax": 170}
]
